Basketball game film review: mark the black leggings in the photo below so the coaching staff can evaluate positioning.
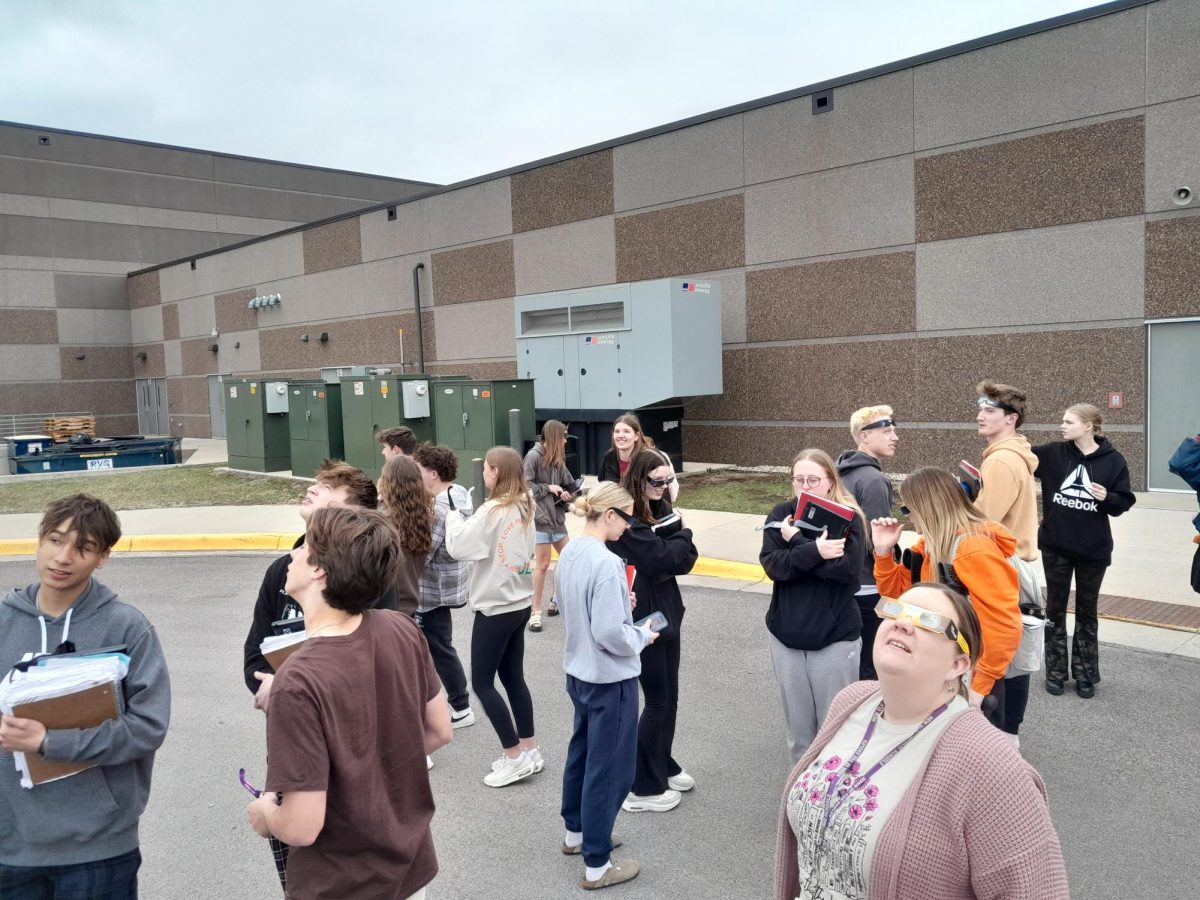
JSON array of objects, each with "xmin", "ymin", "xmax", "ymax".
[
  {"xmin": 632, "ymin": 635, "xmax": 682, "ymax": 796},
  {"xmin": 470, "ymin": 607, "xmax": 535, "ymax": 749}
]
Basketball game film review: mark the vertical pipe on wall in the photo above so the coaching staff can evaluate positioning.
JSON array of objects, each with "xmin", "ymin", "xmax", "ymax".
[{"xmin": 412, "ymin": 263, "xmax": 426, "ymax": 373}]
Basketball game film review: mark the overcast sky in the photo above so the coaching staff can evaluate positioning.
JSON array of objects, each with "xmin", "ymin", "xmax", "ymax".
[{"xmin": 2, "ymin": 0, "xmax": 1103, "ymax": 185}]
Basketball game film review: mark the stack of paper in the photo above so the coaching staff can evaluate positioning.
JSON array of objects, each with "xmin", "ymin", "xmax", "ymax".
[
  {"xmin": 0, "ymin": 654, "xmax": 128, "ymax": 788},
  {"xmin": 260, "ymin": 631, "xmax": 307, "ymax": 671}
]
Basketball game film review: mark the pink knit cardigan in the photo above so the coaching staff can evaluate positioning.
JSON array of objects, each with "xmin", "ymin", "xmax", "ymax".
[{"xmin": 774, "ymin": 681, "xmax": 1070, "ymax": 900}]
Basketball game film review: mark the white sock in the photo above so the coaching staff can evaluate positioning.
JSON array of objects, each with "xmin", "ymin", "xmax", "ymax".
[
  {"xmin": 564, "ymin": 830, "xmax": 582, "ymax": 848},
  {"xmin": 586, "ymin": 862, "xmax": 612, "ymax": 881}
]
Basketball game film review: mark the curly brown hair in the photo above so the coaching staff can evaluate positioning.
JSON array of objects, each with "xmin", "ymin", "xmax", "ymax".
[{"xmin": 378, "ymin": 455, "xmax": 433, "ymax": 556}]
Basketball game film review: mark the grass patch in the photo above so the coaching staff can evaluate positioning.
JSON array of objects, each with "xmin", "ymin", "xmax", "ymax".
[
  {"xmin": 0, "ymin": 465, "xmax": 308, "ymax": 514},
  {"xmin": 677, "ymin": 469, "xmax": 790, "ymax": 515}
]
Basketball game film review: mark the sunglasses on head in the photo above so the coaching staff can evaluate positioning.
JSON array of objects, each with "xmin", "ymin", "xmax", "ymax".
[
  {"xmin": 646, "ymin": 475, "xmax": 675, "ymax": 488},
  {"xmin": 875, "ymin": 597, "xmax": 969, "ymax": 655},
  {"xmin": 860, "ymin": 417, "xmax": 898, "ymax": 432},
  {"xmin": 899, "ymin": 504, "xmax": 910, "ymax": 517},
  {"xmin": 976, "ymin": 396, "xmax": 1017, "ymax": 415}
]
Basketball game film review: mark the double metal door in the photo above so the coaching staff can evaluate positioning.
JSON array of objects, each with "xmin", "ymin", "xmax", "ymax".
[{"xmin": 136, "ymin": 378, "xmax": 169, "ymax": 435}]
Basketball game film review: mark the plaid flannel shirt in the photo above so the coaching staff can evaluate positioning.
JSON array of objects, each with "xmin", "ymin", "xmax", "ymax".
[{"xmin": 418, "ymin": 486, "xmax": 472, "ymax": 612}]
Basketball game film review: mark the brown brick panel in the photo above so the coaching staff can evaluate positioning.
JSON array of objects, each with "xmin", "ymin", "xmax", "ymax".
[
  {"xmin": 215, "ymin": 288, "xmax": 258, "ymax": 333},
  {"xmin": 59, "ymin": 346, "xmax": 135, "ymax": 381},
  {"xmin": 746, "ymin": 252, "xmax": 916, "ymax": 342},
  {"xmin": 172, "ymin": 415, "xmax": 213, "ymax": 439},
  {"xmin": 1145, "ymin": 216, "xmax": 1200, "ymax": 319},
  {"xmin": 302, "ymin": 217, "xmax": 363, "ymax": 274},
  {"xmin": 132, "ymin": 343, "xmax": 166, "ymax": 378},
  {"xmin": 688, "ymin": 349, "xmax": 753, "ymax": 421},
  {"xmin": 258, "ymin": 312, "xmax": 435, "ymax": 372},
  {"xmin": 431, "ymin": 240, "xmax": 516, "ymax": 305},
  {"xmin": 915, "ymin": 117, "xmax": 1145, "ymax": 243},
  {"xmin": 103, "ymin": 414, "xmax": 139, "ymax": 436},
  {"xmin": 511, "ymin": 149, "xmax": 615, "ymax": 233},
  {"xmin": 615, "ymin": 194, "xmax": 744, "ymax": 283},
  {"xmin": 162, "ymin": 303, "xmax": 180, "ymax": 341},
  {"xmin": 2, "ymin": 309, "xmax": 58, "ymax": 343},
  {"xmin": 167, "ymin": 376, "xmax": 211, "ymax": 416},
  {"xmin": 128, "ymin": 270, "xmax": 161, "ymax": 308},
  {"xmin": 180, "ymin": 337, "xmax": 220, "ymax": 376},
  {"xmin": 63, "ymin": 380, "xmax": 137, "ymax": 417},
  {"xmin": 910, "ymin": 327, "xmax": 1144, "ymax": 426}
]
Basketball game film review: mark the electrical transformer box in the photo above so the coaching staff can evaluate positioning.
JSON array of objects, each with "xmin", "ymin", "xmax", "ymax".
[{"xmin": 514, "ymin": 278, "xmax": 722, "ymax": 410}]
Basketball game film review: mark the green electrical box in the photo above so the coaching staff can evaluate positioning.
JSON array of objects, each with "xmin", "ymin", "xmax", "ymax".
[
  {"xmin": 224, "ymin": 379, "xmax": 291, "ymax": 472},
  {"xmin": 433, "ymin": 379, "xmax": 537, "ymax": 485},
  {"xmin": 288, "ymin": 381, "xmax": 344, "ymax": 479},
  {"xmin": 340, "ymin": 374, "xmax": 448, "ymax": 481}
]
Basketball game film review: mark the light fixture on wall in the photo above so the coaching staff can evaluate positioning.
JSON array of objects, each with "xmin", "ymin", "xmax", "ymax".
[
  {"xmin": 211, "ymin": 326, "xmax": 219, "ymax": 338},
  {"xmin": 208, "ymin": 343, "xmax": 219, "ymax": 354},
  {"xmin": 247, "ymin": 293, "xmax": 283, "ymax": 309},
  {"xmin": 300, "ymin": 333, "xmax": 310, "ymax": 343},
  {"xmin": 74, "ymin": 353, "xmax": 86, "ymax": 361},
  {"xmin": 318, "ymin": 332, "xmax": 329, "ymax": 344},
  {"xmin": 136, "ymin": 351, "xmax": 148, "ymax": 361}
]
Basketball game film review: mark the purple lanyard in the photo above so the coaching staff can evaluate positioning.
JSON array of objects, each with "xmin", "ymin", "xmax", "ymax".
[{"xmin": 819, "ymin": 700, "xmax": 950, "ymax": 828}]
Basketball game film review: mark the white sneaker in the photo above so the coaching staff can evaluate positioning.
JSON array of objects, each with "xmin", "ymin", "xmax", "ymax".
[
  {"xmin": 1004, "ymin": 733, "xmax": 1021, "ymax": 751},
  {"xmin": 667, "ymin": 771, "xmax": 695, "ymax": 792},
  {"xmin": 491, "ymin": 746, "xmax": 544, "ymax": 773},
  {"xmin": 450, "ymin": 707, "xmax": 475, "ymax": 729},
  {"xmin": 621, "ymin": 789, "xmax": 681, "ymax": 812},
  {"xmin": 484, "ymin": 751, "xmax": 536, "ymax": 788},
  {"xmin": 426, "ymin": 756, "xmax": 434, "ymax": 771}
]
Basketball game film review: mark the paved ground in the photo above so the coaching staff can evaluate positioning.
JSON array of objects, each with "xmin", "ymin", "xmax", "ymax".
[{"xmin": 2, "ymin": 554, "xmax": 1196, "ymax": 900}]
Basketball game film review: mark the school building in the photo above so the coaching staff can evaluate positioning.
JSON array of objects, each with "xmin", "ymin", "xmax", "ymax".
[{"xmin": 1, "ymin": 0, "xmax": 1197, "ymax": 490}]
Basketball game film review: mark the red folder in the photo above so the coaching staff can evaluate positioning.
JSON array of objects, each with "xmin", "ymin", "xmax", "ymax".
[{"xmin": 794, "ymin": 492, "xmax": 855, "ymax": 539}]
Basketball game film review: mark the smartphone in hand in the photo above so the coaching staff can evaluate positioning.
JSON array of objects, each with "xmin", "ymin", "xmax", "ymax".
[{"xmin": 634, "ymin": 611, "xmax": 668, "ymax": 632}]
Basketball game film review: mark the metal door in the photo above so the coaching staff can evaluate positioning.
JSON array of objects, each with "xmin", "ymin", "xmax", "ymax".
[
  {"xmin": 1147, "ymin": 319, "xmax": 1200, "ymax": 490},
  {"xmin": 522, "ymin": 337, "xmax": 567, "ymax": 408},
  {"xmin": 136, "ymin": 378, "xmax": 169, "ymax": 435},
  {"xmin": 289, "ymin": 387, "xmax": 310, "ymax": 442},
  {"xmin": 464, "ymin": 388, "xmax": 493, "ymax": 451},
  {"xmin": 577, "ymin": 338, "xmax": 622, "ymax": 408},
  {"xmin": 435, "ymin": 385, "xmax": 466, "ymax": 449},
  {"xmin": 208, "ymin": 374, "xmax": 227, "ymax": 439},
  {"xmin": 225, "ymin": 384, "xmax": 247, "ymax": 458}
]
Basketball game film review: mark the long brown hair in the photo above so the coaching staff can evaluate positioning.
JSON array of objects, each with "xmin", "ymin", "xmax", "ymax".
[
  {"xmin": 790, "ymin": 448, "xmax": 868, "ymax": 537},
  {"xmin": 378, "ymin": 455, "xmax": 433, "ymax": 556},
  {"xmin": 899, "ymin": 467, "xmax": 991, "ymax": 574},
  {"xmin": 902, "ymin": 582, "xmax": 983, "ymax": 700},
  {"xmin": 621, "ymin": 449, "xmax": 670, "ymax": 523},
  {"xmin": 485, "ymin": 446, "xmax": 534, "ymax": 522},
  {"xmin": 540, "ymin": 419, "xmax": 567, "ymax": 468},
  {"xmin": 610, "ymin": 413, "xmax": 648, "ymax": 461}
]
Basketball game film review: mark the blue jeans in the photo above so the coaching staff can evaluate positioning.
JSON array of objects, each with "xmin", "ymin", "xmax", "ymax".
[
  {"xmin": 0, "ymin": 848, "xmax": 141, "ymax": 899},
  {"xmin": 560, "ymin": 675, "xmax": 639, "ymax": 868}
]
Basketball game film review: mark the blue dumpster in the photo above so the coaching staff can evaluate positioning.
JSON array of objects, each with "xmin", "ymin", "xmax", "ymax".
[{"xmin": 12, "ymin": 437, "xmax": 183, "ymax": 474}]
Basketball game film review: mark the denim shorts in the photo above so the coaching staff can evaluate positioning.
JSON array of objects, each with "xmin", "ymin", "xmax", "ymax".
[{"xmin": 535, "ymin": 530, "xmax": 568, "ymax": 544}]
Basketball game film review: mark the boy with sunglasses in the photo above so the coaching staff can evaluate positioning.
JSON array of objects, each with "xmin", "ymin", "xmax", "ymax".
[{"xmin": 0, "ymin": 495, "xmax": 171, "ymax": 898}]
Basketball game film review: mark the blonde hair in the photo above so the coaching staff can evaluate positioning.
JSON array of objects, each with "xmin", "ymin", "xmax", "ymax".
[
  {"xmin": 850, "ymin": 405, "xmax": 894, "ymax": 442},
  {"xmin": 1065, "ymin": 403, "xmax": 1104, "ymax": 437},
  {"xmin": 790, "ymin": 448, "xmax": 869, "ymax": 539},
  {"xmin": 571, "ymin": 482, "xmax": 633, "ymax": 520},
  {"xmin": 484, "ymin": 446, "xmax": 534, "ymax": 523},
  {"xmin": 899, "ymin": 467, "xmax": 992, "ymax": 574}
]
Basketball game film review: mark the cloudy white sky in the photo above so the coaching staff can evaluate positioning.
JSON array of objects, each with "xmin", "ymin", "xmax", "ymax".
[{"xmin": 2, "ymin": 0, "xmax": 1102, "ymax": 185}]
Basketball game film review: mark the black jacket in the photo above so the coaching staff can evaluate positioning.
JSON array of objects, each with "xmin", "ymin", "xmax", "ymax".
[
  {"xmin": 242, "ymin": 535, "xmax": 402, "ymax": 693},
  {"xmin": 606, "ymin": 500, "xmax": 697, "ymax": 642},
  {"xmin": 1032, "ymin": 437, "xmax": 1136, "ymax": 565},
  {"xmin": 835, "ymin": 450, "xmax": 891, "ymax": 587},
  {"xmin": 759, "ymin": 498, "xmax": 864, "ymax": 651},
  {"xmin": 599, "ymin": 449, "xmax": 622, "ymax": 484}
]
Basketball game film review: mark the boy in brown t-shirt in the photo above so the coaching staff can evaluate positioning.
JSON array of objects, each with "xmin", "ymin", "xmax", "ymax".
[{"xmin": 246, "ymin": 506, "xmax": 452, "ymax": 900}]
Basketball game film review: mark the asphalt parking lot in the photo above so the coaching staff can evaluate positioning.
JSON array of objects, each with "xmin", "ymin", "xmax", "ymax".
[{"xmin": 2, "ymin": 554, "xmax": 1197, "ymax": 899}]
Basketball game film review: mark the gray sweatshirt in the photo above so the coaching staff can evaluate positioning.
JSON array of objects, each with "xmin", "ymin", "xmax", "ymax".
[
  {"xmin": 555, "ymin": 536, "xmax": 650, "ymax": 684},
  {"xmin": 0, "ymin": 579, "xmax": 171, "ymax": 867}
]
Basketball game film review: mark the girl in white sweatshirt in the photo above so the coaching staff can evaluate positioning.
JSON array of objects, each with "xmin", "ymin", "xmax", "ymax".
[{"xmin": 445, "ymin": 446, "xmax": 541, "ymax": 788}]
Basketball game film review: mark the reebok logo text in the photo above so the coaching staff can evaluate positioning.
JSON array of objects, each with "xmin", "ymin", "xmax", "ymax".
[{"xmin": 1052, "ymin": 493, "xmax": 1098, "ymax": 512}]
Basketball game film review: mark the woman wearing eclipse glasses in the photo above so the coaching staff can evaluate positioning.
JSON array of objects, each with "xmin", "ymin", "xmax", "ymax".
[
  {"xmin": 611, "ymin": 449, "xmax": 698, "ymax": 813},
  {"xmin": 774, "ymin": 582, "xmax": 1068, "ymax": 899}
]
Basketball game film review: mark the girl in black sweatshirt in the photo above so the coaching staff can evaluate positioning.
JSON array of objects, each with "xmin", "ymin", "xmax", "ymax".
[{"xmin": 1032, "ymin": 403, "xmax": 1135, "ymax": 699}]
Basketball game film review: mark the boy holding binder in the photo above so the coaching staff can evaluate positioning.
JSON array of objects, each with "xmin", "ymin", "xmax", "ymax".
[{"xmin": 0, "ymin": 494, "xmax": 171, "ymax": 898}]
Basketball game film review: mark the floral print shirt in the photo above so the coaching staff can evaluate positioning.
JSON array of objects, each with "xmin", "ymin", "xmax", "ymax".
[{"xmin": 787, "ymin": 692, "xmax": 969, "ymax": 899}]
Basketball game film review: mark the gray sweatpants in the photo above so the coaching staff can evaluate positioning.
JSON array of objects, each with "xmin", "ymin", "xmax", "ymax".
[{"xmin": 770, "ymin": 634, "xmax": 861, "ymax": 764}]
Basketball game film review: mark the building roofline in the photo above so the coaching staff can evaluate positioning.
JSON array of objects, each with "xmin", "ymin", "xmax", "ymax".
[
  {"xmin": 129, "ymin": 0, "xmax": 1153, "ymax": 277},
  {"xmin": 0, "ymin": 119, "xmax": 440, "ymax": 188}
]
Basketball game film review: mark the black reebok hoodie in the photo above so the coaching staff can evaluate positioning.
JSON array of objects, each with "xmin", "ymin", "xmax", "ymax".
[{"xmin": 1031, "ymin": 436, "xmax": 1136, "ymax": 565}]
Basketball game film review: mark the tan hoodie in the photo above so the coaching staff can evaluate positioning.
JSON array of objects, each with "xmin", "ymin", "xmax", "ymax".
[
  {"xmin": 975, "ymin": 435, "xmax": 1040, "ymax": 561},
  {"xmin": 444, "ymin": 498, "xmax": 535, "ymax": 616}
]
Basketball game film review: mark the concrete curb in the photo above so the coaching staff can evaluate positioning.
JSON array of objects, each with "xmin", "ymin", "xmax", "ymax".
[{"xmin": 0, "ymin": 533, "xmax": 303, "ymax": 556}]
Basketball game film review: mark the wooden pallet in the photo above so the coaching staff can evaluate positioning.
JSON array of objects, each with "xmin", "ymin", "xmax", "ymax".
[{"xmin": 45, "ymin": 416, "xmax": 97, "ymax": 442}]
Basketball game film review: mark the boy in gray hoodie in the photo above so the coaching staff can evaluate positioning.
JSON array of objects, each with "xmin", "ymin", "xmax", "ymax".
[{"xmin": 0, "ymin": 494, "xmax": 171, "ymax": 898}]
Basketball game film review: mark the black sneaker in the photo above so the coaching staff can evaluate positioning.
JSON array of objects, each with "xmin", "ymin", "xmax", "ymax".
[
  {"xmin": 1045, "ymin": 678, "xmax": 1065, "ymax": 696},
  {"xmin": 1075, "ymin": 679, "xmax": 1095, "ymax": 699}
]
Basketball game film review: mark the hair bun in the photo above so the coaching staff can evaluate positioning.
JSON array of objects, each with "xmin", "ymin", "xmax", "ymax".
[{"xmin": 569, "ymin": 495, "xmax": 591, "ymax": 518}]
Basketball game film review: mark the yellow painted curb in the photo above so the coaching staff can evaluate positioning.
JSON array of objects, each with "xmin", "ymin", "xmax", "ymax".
[
  {"xmin": 0, "ymin": 533, "xmax": 302, "ymax": 556},
  {"xmin": 691, "ymin": 557, "xmax": 768, "ymax": 582}
]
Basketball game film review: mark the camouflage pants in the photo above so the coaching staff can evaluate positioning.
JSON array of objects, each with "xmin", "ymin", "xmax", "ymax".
[{"xmin": 1042, "ymin": 549, "xmax": 1108, "ymax": 684}]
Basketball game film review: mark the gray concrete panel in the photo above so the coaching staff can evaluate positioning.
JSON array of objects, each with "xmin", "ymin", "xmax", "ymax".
[
  {"xmin": 696, "ymin": 266, "xmax": 745, "ymax": 344},
  {"xmin": 362, "ymin": 253, "xmax": 430, "ymax": 316},
  {"xmin": 426, "ymin": 178, "xmax": 513, "ymax": 249},
  {"xmin": 53, "ymin": 272, "xmax": 128, "ymax": 309},
  {"xmin": 213, "ymin": 213, "xmax": 296, "ymax": 236},
  {"xmin": 163, "ymin": 339, "xmax": 182, "ymax": 377},
  {"xmin": 613, "ymin": 116, "xmax": 744, "ymax": 212},
  {"xmin": 304, "ymin": 265, "xmax": 368, "ymax": 322},
  {"xmin": 130, "ymin": 305, "xmax": 165, "ymax": 345},
  {"xmin": 433, "ymin": 297, "xmax": 516, "ymax": 361},
  {"xmin": 0, "ymin": 216, "xmax": 148, "ymax": 263},
  {"xmin": 210, "ymin": 181, "xmax": 308, "ymax": 222},
  {"xmin": 361, "ymin": 203, "xmax": 431, "ymax": 261},
  {"xmin": 48, "ymin": 196, "xmax": 141, "ymax": 226},
  {"xmin": 0, "ymin": 125, "xmax": 214, "ymax": 180},
  {"xmin": 135, "ymin": 206, "xmax": 219, "ymax": 231},
  {"xmin": 0, "ymin": 157, "xmax": 43, "ymax": 197},
  {"xmin": 189, "ymin": 232, "xmax": 305, "ymax": 299},
  {"xmin": 744, "ymin": 71, "xmax": 914, "ymax": 185},
  {"xmin": 0, "ymin": 344, "xmax": 60, "ymax": 382},
  {"xmin": 1147, "ymin": 0, "xmax": 1200, "ymax": 104},
  {"xmin": 55, "ymin": 307, "xmax": 133, "ymax": 345},
  {"xmin": 242, "ymin": 274, "xmax": 311, "ymax": 328},
  {"xmin": 513, "ymin": 215, "xmax": 616, "ymax": 296},
  {"xmin": 136, "ymin": 226, "xmax": 220, "ymax": 265},
  {"xmin": 176, "ymin": 294, "xmax": 216, "ymax": 339},
  {"xmin": 1145, "ymin": 96, "xmax": 1200, "ymax": 214},
  {"xmin": 913, "ymin": 8, "xmax": 1146, "ymax": 150},
  {"xmin": 216, "ymin": 328, "xmax": 261, "ymax": 372},
  {"xmin": 0, "ymin": 268, "xmax": 55, "ymax": 307},
  {"xmin": 915, "ymin": 218, "xmax": 1144, "ymax": 331},
  {"xmin": 744, "ymin": 156, "xmax": 914, "ymax": 265},
  {"xmin": 0, "ymin": 191, "xmax": 50, "ymax": 217},
  {"xmin": 158, "ymin": 261, "xmax": 198, "ymax": 305},
  {"xmin": 36, "ymin": 161, "xmax": 140, "ymax": 206}
]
